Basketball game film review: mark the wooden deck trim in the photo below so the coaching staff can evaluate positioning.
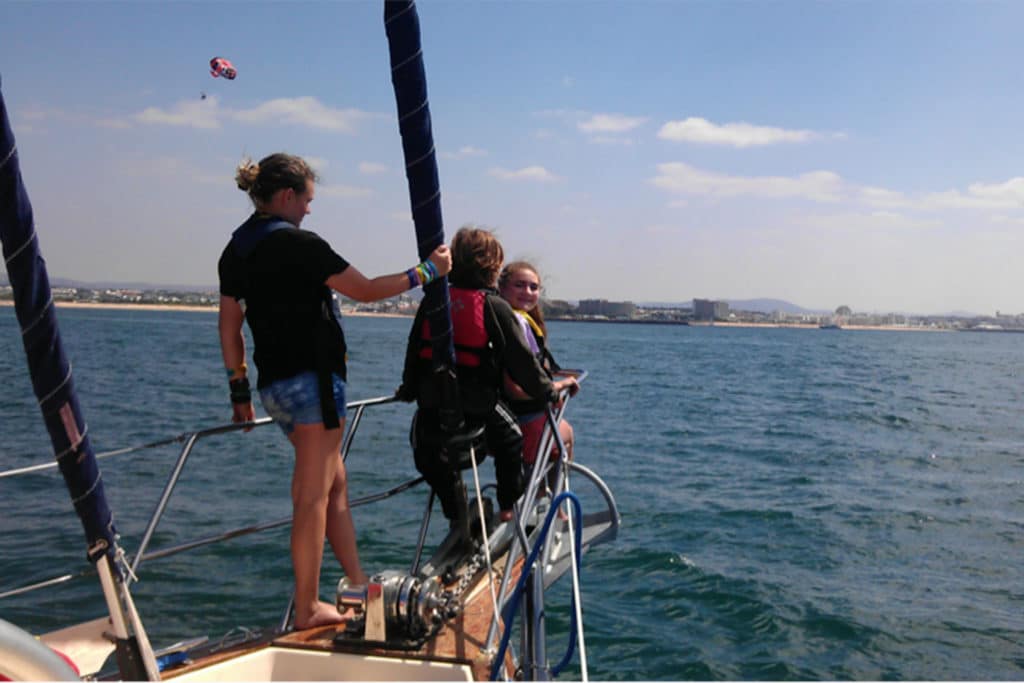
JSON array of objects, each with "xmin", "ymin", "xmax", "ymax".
[{"xmin": 160, "ymin": 551, "xmax": 525, "ymax": 681}]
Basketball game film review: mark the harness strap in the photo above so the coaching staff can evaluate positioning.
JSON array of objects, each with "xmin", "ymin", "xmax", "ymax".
[
  {"xmin": 229, "ymin": 217, "xmax": 293, "ymax": 259},
  {"xmin": 315, "ymin": 296, "xmax": 343, "ymax": 430}
]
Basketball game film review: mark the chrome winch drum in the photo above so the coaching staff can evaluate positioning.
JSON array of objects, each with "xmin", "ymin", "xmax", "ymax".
[{"xmin": 337, "ymin": 570, "xmax": 450, "ymax": 642}]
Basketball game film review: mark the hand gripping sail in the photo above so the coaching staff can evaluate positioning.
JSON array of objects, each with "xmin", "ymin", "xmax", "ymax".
[{"xmin": 384, "ymin": 0, "xmax": 463, "ymax": 433}]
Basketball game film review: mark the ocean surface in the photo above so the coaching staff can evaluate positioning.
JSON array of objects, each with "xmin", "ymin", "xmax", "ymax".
[{"xmin": 1, "ymin": 306, "xmax": 1023, "ymax": 680}]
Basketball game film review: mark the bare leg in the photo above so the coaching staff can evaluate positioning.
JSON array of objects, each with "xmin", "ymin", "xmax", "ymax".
[
  {"xmin": 325, "ymin": 453, "xmax": 368, "ymax": 585},
  {"xmin": 557, "ymin": 419, "xmax": 574, "ymax": 462},
  {"xmin": 289, "ymin": 421, "xmax": 347, "ymax": 630}
]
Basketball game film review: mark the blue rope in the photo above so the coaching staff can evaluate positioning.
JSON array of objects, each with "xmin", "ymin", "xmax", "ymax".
[{"xmin": 489, "ymin": 491, "xmax": 584, "ymax": 681}]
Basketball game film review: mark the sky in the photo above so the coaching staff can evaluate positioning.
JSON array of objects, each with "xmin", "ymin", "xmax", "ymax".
[{"xmin": 2, "ymin": 1, "xmax": 1023, "ymax": 316}]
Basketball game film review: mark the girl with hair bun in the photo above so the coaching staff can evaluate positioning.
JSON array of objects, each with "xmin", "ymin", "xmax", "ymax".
[{"xmin": 218, "ymin": 152, "xmax": 451, "ymax": 630}]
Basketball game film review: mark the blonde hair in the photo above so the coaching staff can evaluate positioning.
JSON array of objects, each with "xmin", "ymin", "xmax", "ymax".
[
  {"xmin": 235, "ymin": 153, "xmax": 318, "ymax": 206},
  {"xmin": 451, "ymin": 226, "xmax": 504, "ymax": 288},
  {"xmin": 499, "ymin": 260, "xmax": 547, "ymax": 337}
]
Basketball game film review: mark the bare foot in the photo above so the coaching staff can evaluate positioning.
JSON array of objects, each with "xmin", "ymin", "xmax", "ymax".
[
  {"xmin": 499, "ymin": 509, "xmax": 514, "ymax": 522},
  {"xmin": 293, "ymin": 601, "xmax": 346, "ymax": 630}
]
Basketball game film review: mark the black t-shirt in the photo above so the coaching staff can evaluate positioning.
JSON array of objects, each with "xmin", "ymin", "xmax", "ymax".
[{"xmin": 218, "ymin": 214, "xmax": 349, "ymax": 388}]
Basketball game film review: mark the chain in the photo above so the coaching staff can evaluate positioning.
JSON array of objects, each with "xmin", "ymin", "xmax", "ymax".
[{"xmin": 447, "ymin": 542, "xmax": 501, "ymax": 605}]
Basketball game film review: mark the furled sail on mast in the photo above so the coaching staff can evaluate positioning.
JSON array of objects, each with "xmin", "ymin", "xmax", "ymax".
[
  {"xmin": 384, "ymin": 0, "xmax": 462, "ymax": 430},
  {"xmin": 0, "ymin": 78, "xmax": 117, "ymax": 561},
  {"xmin": 0, "ymin": 77, "xmax": 159, "ymax": 681}
]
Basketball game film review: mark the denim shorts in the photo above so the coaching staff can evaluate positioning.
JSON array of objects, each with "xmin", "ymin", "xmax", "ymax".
[{"xmin": 259, "ymin": 371, "xmax": 347, "ymax": 435}]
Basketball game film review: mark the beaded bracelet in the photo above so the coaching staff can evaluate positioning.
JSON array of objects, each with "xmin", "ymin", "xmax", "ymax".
[{"xmin": 405, "ymin": 259, "xmax": 440, "ymax": 289}]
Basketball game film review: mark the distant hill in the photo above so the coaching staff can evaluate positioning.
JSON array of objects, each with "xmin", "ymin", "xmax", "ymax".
[{"xmin": 726, "ymin": 298, "xmax": 828, "ymax": 315}]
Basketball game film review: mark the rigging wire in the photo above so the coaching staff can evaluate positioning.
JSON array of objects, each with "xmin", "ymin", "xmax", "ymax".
[{"xmin": 467, "ymin": 441, "xmax": 501, "ymax": 654}]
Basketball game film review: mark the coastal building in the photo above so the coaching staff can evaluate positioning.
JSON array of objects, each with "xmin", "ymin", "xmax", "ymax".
[
  {"xmin": 693, "ymin": 298, "xmax": 729, "ymax": 321},
  {"xmin": 577, "ymin": 299, "xmax": 637, "ymax": 318}
]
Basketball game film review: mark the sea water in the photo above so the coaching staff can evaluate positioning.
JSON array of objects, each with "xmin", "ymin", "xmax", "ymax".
[{"xmin": 1, "ymin": 307, "xmax": 1022, "ymax": 680}]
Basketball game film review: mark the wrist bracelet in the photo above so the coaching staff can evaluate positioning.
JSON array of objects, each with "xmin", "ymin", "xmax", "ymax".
[
  {"xmin": 225, "ymin": 362, "xmax": 247, "ymax": 380},
  {"xmin": 407, "ymin": 261, "xmax": 438, "ymax": 289},
  {"xmin": 229, "ymin": 377, "xmax": 252, "ymax": 404}
]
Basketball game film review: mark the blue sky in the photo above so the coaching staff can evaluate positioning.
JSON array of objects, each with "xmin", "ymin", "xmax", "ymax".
[{"xmin": 3, "ymin": 1, "xmax": 1023, "ymax": 315}]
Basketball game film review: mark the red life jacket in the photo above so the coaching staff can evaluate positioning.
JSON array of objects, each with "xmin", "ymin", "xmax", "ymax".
[{"xmin": 418, "ymin": 287, "xmax": 488, "ymax": 368}]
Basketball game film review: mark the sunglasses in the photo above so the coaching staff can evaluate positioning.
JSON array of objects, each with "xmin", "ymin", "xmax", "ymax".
[{"xmin": 513, "ymin": 281, "xmax": 541, "ymax": 292}]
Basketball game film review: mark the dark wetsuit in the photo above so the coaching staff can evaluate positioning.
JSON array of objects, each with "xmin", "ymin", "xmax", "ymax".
[
  {"xmin": 218, "ymin": 213, "xmax": 349, "ymax": 426},
  {"xmin": 398, "ymin": 281, "xmax": 556, "ymax": 519}
]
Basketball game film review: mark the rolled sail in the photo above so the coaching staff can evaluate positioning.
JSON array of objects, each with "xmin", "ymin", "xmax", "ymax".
[
  {"xmin": 384, "ymin": 0, "xmax": 456, "ymax": 372},
  {"xmin": 0, "ymin": 78, "xmax": 117, "ymax": 561}
]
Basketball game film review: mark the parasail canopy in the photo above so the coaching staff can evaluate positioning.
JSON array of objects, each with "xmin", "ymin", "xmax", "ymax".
[{"xmin": 209, "ymin": 56, "xmax": 237, "ymax": 80}]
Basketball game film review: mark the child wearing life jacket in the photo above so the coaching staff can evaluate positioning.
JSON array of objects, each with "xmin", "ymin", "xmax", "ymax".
[
  {"xmin": 498, "ymin": 261, "xmax": 579, "ymax": 474},
  {"xmin": 398, "ymin": 227, "xmax": 557, "ymax": 522}
]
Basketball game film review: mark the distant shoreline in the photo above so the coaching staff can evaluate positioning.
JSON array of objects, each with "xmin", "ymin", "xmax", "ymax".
[
  {"xmin": 0, "ymin": 300, "xmax": 409, "ymax": 318},
  {"xmin": 552, "ymin": 318, "xmax": 948, "ymax": 332},
  {"xmin": 0, "ymin": 300, "xmax": 955, "ymax": 331}
]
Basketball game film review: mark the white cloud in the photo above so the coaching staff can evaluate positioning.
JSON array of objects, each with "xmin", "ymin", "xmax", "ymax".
[
  {"xmin": 116, "ymin": 156, "xmax": 228, "ymax": 186},
  {"xmin": 795, "ymin": 210, "xmax": 941, "ymax": 231},
  {"xmin": 967, "ymin": 177, "xmax": 1024, "ymax": 204},
  {"xmin": 862, "ymin": 177, "xmax": 1024, "ymax": 211},
  {"xmin": 859, "ymin": 186, "xmax": 909, "ymax": 208},
  {"xmin": 990, "ymin": 213, "xmax": 1024, "ymax": 225},
  {"xmin": 643, "ymin": 223, "xmax": 683, "ymax": 235},
  {"xmin": 230, "ymin": 97, "xmax": 372, "ymax": 132},
  {"xmin": 578, "ymin": 113, "xmax": 647, "ymax": 134},
  {"xmin": 358, "ymin": 161, "xmax": 388, "ymax": 175},
  {"xmin": 97, "ymin": 118, "xmax": 132, "ymax": 130},
  {"xmin": 589, "ymin": 136, "xmax": 635, "ymax": 146},
  {"xmin": 318, "ymin": 183, "xmax": 373, "ymax": 199},
  {"xmin": 304, "ymin": 156, "xmax": 330, "ymax": 173},
  {"xmin": 29, "ymin": 97, "xmax": 380, "ymax": 135},
  {"xmin": 441, "ymin": 146, "xmax": 487, "ymax": 160},
  {"xmin": 534, "ymin": 108, "xmax": 590, "ymax": 121},
  {"xmin": 135, "ymin": 99, "xmax": 221, "ymax": 130},
  {"xmin": 658, "ymin": 117, "xmax": 819, "ymax": 147},
  {"xmin": 651, "ymin": 162, "xmax": 842, "ymax": 202},
  {"xmin": 488, "ymin": 166, "xmax": 561, "ymax": 182}
]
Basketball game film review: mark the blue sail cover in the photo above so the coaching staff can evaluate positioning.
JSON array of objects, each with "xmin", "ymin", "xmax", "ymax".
[
  {"xmin": 384, "ymin": 0, "xmax": 456, "ymax": 372},
  {"xmin": 0, "ymin": 78, "xmax": 117, "ymax": 561}
]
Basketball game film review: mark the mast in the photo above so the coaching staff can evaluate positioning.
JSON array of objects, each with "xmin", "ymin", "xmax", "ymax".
[
  {"xmin": 0, "ymin": 77, "xmax": 159, "ymax": 680},
  {"xmin": 384, "ymin": 0, "xmax": 462, "ymax": 432}
]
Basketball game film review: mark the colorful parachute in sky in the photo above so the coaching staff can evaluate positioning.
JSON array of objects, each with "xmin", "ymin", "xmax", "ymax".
[{"xmin": 210, "ymin": 57, "xmax": 237, "ymax": 80}]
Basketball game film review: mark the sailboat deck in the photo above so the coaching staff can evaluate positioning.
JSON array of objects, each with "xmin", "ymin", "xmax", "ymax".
[{"xmin": 161, "ymin": 553, "xmax": 520, "ymax": 681}]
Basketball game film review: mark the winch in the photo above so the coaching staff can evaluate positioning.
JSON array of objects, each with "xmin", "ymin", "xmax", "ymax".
[{"xmin": 336, "ymin": 571, "xmax": 454, "ymax": 645}]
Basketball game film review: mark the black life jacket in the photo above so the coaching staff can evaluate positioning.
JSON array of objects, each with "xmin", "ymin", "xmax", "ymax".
[
  {"xmin": 230, "ymin": 214, "xmax": 345, "ymax": 429},
  {"xmin": 230, "ymin": 215, "xmax": 293, "ymax": 259}
]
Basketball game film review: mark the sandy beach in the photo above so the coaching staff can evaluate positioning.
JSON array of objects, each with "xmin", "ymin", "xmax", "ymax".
[{"xmin": 0, "ymin": 301, "xmax": 949, "ymax": 330}]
